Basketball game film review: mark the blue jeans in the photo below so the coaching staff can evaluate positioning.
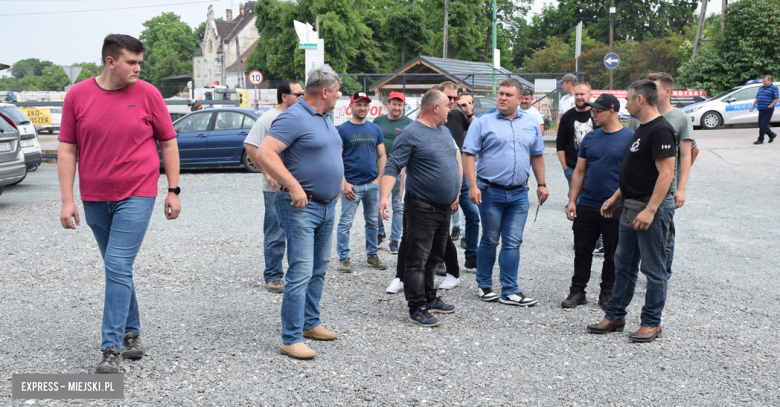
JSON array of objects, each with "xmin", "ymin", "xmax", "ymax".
[
  {"xmin": 757, "ymin": 108, "xmax": 776, "ymax": 142},
  {"xmin": 475, "ymin": 180, "xmax": 530, "ymax": 296},
  {"xmin": 605, "ymin": 197, "xmax": 675, "ymax": 327},
  {"xmin": 451, "ymin": 207, "xmax": 462, "ymax": 229},
  {"xmin": 337, "ymin": 182, "xmax": 380, "ymax": 260},
  {"xmin": 83, "ymin": 196, "xmax": 155, "ymax": 351},
  {"xmin": 564, "ymin": 167, "xmax": 574, "ymax": 188},
  {"xmin": 277, "ymin": 192, "xmax": 336, "ymax": 345},
  {"xmin": 377, "ymin": 175, "xmax": 403, "ymax": 242},
  {"xmin": 263, "ymin": 191, "xmax": 286, "ymax": 283},
  {"xmin": 459, "ymin": 174, "xmax": 480, "ymax": 259}
]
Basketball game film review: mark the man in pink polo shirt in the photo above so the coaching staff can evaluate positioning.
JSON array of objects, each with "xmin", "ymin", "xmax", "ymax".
[{"xmin": 57, "ymin": 34, "xmax": 181, "ymax": 374}]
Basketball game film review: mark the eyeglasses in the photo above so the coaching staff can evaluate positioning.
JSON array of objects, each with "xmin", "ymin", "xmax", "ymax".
[
  {"xmin": 447, "ymin": 96, "xmax": 458, "ymax": 101},
  {"xmin": 591, "ymin": 109, "xmax": 610, "ymax": 117},
  {"xmin": 288, "ymin": 92, "xmax": 304, "ymax": 97}
]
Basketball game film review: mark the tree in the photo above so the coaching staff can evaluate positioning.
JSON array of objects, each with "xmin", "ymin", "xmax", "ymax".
[
  {"xmin": 138, "ymin": 12, "xmax": 199, "ymax": 84},
  {"xmin": 677, "ymin": 0, "xmax": 780, "ymax": 94},
  {"xmin": 382, "ymin": 1, "xmax": 431, "ymax": 66}
]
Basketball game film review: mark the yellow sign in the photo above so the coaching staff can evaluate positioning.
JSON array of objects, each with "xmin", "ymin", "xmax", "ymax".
[
  {"xmin": 237, "ymin": 90, "xmax": 250, "ymax": 108},
  {"xmin": 20, "ymin": 108, "xmax": 52, "ymax": 125}
]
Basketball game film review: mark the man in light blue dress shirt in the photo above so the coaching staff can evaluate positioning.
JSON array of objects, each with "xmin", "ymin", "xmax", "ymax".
[{"xmin": 462, "ymin": 78, "xmax": 549, "ymax": 306}]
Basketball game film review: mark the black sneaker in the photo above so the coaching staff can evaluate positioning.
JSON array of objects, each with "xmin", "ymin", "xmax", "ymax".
[
  {"xmin": 478, "ymin": 287, "xmax": 499, "ymax": 302},
  {"xmin": 389, "ymin": 241, "xmax": 399, "ymax": 254},
  {"xmin": 427, "ymin": 296, "xmax": 456, "ymax": 314},
  {"xmin": 378, "ymin": 232, "xmax": 386, "ymax": 246},
  {"xmin": 770, "ymin": 135, "xmax": 776, "ymax": 143},
  {"xmin": 435, "ymin": 262, "xmax": 447, "ymax": 276},
  {"xmin": 754, "ymin": 140, "xmax": 764, "ymax": 145},
  {"xmin": 121, "ymin": 331, "xmax": 144, "ymax": 360},
  {"xmin": 96, "ymin": 345, "xmax": 121, "ymax": 374},
  {"xmin": 460, "ymin": 239, "xmax": 467, "ymax": 250},
  {"xmin": 450, "ymin": 227, "xmax": 460, "ymax": 240},
  {"xmin": 500, "ymin": 292, "xmax": 538, "ymax": 306},
  {"xmin": 409, "ymin": 306, "xmax": 441, "ymax": 327},
  {"xmin": 599, "ymin": 292, "xmax": 611, "ymax": 309},
  {"xmin": 464, "ymin": 256, "xmax": 477, "ymax": 269},
  {"xmin": 561, "ymin": 290, "xmax": 587, "ymax": 308}
]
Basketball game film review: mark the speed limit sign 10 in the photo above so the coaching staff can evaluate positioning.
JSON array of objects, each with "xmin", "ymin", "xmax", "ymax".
[{"xmin": 248, "ymin": 70, "xmax": 263, "ymax": 86}]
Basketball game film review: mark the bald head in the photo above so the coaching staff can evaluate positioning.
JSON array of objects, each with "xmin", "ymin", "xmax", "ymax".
[{"xmin": 419, "ymin": 89, "xmax": 449, "ymax": 127}]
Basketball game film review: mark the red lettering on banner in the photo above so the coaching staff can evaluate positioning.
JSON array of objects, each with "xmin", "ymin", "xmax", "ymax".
[
  {"xmin": 346, "ymin": 106, "xmax": 352, "ymax": 115},
  {"xmin": 370, "ymin": 106, "xmax": 378, "ymax": 116}
]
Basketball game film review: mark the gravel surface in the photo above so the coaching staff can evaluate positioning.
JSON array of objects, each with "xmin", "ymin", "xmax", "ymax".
[{"xmin": 1, "ymin": 146, "xmax": 779, "ymax": 406}]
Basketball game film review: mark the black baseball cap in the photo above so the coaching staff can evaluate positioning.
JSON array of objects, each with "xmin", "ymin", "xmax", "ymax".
[{"xmin": 586, "ymin": 93, "xmax": 620, "ymax": 111}]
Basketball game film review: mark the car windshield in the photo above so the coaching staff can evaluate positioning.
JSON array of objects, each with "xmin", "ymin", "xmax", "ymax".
[
  {"xmin": 0, "ymin": 107, "xmax": 32, "ymax": 125},
  {"xmin": 709, "ymin": 87, "xmax": 742, "ymax": 102}
]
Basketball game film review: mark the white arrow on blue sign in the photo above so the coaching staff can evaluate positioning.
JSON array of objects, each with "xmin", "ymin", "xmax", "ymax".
[{"xmin": 604, "ymin": 53, "xmax": 620, "ymax": 69}]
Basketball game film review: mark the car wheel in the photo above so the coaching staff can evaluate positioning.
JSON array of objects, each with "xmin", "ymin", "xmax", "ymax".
[
  {"xmin": 10, "ymin": 171, "xmax": 26, "ymax": 185},
  {"xmin": 701, "ymin": 111, "xmax": 722, "ymax": 129},
  {"xmin": 242, "ymin": 150, "xmax": 260, "ymax": 173}
]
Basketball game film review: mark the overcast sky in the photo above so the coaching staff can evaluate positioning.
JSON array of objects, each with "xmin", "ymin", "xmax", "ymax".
[{"xmin": 0, "ymin": 0, "xmax": 720, "ymax": 77}]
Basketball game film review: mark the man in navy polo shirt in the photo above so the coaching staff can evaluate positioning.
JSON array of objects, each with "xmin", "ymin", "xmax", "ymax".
[
  {"xmin": 336, "ymin": 92, "xmax": 387, "ymax": 273},
  {"xmin": 750, "ymin": 75, "xmax": 779, "ymax": 144},
  {"xmin": 257, "ymin": 65, "xmax": 344, "ymax": 360}
]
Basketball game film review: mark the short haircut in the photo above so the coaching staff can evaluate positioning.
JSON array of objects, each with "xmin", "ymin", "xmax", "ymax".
[
  {"xmin": 437, "ymin": 81, "xmax": 458, "ymax": 92},
  {"xmin": 498, "ymin": 78, "xmax": 523, "ymax": 95},
  {"xmin": 574, "ymin": 81, "xmax": 592, "ymax": 91},
  {"xmin": 628, "ymin": 79, "xmax": 658, "ymax": 106},
  {"xmin": 305, "ymin": 64, "xmax": 340, "ymax": 94},
  {"xmin": 420, "ymin": 89, "xmax": 445, "ymax": 111},
  {"xmin": 102, "ymin": 34, "xmax": 146, "ymax": 66},
  {"xmin": 647, "ymin": 72, "xmax": 674, "ymax": 90},
  {"xmin": 521, "ymin": 87, "xmax": 533, "ymax": 97},
  {"xmin": 276, "ymin": 80, "xmax": 298, "ymax": 104},
  {"xmin": 458, "ymin": 92, "xmax": 473, "ymax": 100},
  {"xmin": 764, "ymin": 75, "xmax": 773, "ymax": 81}
]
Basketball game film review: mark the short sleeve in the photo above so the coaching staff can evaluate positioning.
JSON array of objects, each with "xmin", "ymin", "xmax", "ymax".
[
  {"xmin": 244, "ymin": 117, "xmax": 268, "ymax": 147},
  {"xmin": 578, "ymin": 137, "xmax": 588, "ymax": 158},
  {"xmin": 267, "ymin": 110, "xmax": 301, "ymax": 146},
  {"xmin": 651, "ymin": 128, "xmax": 677, "ymax": 159},
  {"xmin": 530, "ymin": 124, "xmax": 545, "ymax": 156},
  {"xmin": 57, "ymin": 94, "xmax": 77, "ymax": 144},
  {"xmin": 774, "ymin": 86, "xmax": 779, "ymax": 99},
  {"xmin": 374, "ymin": 123, "xmax": 384, "ymax": 144},
  {"xmin": 678, "ymin": 113, "xmax": 694, "ymax": 141},
  {"xmin": 461, "ymin": 118, "xmax": 483, "ymax": 155},
  {"xmin": 149, "ymin": 88, "xmax": 177, "ymax": 141}
]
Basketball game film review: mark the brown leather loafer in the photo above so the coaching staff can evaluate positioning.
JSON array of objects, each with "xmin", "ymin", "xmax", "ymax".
[
  {"xmin": 303, "ymin": 325, "xmax": 337, "ymax": 341},
  {"xmin": 587, "ymin": 318, "xmax": 625, "ymax": 334},
  {"xmin": 629, "ymin": 326, "xmax": 662, "ymax": 342},
  {"xmin": 280, "ymin": 343, "xmax": 316, "ymax": 359}
]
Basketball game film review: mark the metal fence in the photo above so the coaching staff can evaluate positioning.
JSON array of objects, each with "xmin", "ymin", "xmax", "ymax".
[{"xmin": 335, "ymin": 72, "xmax": 583, "ymax": 141}]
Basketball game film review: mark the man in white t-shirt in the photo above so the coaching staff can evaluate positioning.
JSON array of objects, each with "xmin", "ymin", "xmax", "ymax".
[
  {"xmin": 520, "ymin": 87, "xmax": 545, "ymax": 135},
  {"xmin": 243, "ymin": 80, "xmax": 304, "ymax": 293},
  {"xmin": 556, "ymin": 73, "xmax": 577, "ymax": 130}
]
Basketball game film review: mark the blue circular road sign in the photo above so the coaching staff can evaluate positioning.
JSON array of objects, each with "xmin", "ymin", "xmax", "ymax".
[{"xmin": 604, "ymin": 53, "xmax": 620, "ymax": 69}]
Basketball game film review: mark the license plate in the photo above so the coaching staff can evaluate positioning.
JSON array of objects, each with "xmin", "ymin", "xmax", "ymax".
[
  {"xmin": 0, "ymin": 142, "xmax": 10, "ymax": 152},
  {"xmin": 20, "ymin": 140, "xmax": 34, "ymax": 148}
]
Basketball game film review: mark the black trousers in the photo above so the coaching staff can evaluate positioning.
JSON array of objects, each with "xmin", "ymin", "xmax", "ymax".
[
  {"xmin": 571, "ymin": 204, "xmax": 619, "ymax": 294},
  {"xmin": 399, "ymin": 194, "xmax": 451, "ymax": 312},
  {"xmin": 396, "ymin": 227, "xmax": 459, "ymax": 280}
]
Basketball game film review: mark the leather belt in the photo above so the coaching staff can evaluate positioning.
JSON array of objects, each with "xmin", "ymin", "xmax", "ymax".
[
  {"xmin": 478, "ymin": 176, "xmax": 527, "ymax": 190},
  {"xmin": 277, "ymin": 185, "xmax": 332, "ymax": 204},
  {"xmin": 635, "ymin": 192, "xmax": 672, "ymax": 203}
]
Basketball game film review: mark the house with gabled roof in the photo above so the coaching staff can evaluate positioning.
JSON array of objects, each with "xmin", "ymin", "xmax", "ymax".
[{"xmin": 192, "ymin": 2, "xmax": 258, "ymax": 89}]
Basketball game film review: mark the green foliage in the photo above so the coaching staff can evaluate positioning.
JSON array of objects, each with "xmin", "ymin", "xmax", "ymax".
[
  {"xmin": 678, "ymin": 0, "xmax": 780, "ymax": 94},
  {"xmin": 138, "ymin": 12, "xmax": 200, "ymax": 84}
]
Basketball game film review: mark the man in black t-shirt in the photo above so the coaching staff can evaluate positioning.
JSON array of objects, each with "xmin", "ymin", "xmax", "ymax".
[
  {"xmin": 587, "ymin": 79, "xmax": 676, "ymax": 344},
  {"xmin": 556, "ymin": 82, "xmax": 596, "ymax": 190}
]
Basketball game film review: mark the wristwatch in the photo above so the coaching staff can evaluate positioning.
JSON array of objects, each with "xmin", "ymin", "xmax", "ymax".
[
  {"xmin": 168, "ymin": 187, "xmax": 181, "ymax": 195},
  {"xmin": 466, "ymin": 112, "xmax": 474, "ymax": 118}
]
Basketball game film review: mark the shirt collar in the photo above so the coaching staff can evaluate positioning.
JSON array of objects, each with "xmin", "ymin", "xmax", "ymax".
[
  {"xmin": 494, "ymin": 108, "xmax": 527, "ymax": 121},
  {"xmin": 297, "ymin": 98, "xmax": 330, "ymax": 118}
]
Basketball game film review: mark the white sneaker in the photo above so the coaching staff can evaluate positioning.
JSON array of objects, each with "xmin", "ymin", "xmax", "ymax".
[
  {"xmin": 386, "ymin": 278, "xmax": 404, "ymax": 294},
  {"xmin": 438, "ymin": 274, "xmax": 460, "ymax": 290}
]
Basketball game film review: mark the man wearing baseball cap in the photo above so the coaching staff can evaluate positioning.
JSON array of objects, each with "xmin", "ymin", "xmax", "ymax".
[
  {"xmin": 556, "ymin": 73, "xmax": 578, "ymax": 130},
  {"xmin": 562, "ymin": 93, "xmax": 634, "ymax": 309},
  {"xmin": 373, "ymin": 91, "xmax": 413, "ymax": 259},
  {"xmin": 336, "ymin": 91, "xmax": 388, "ymax": 273}
]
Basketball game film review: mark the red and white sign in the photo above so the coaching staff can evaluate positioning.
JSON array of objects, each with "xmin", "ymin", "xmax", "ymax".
[{"xmin": 248, "ymin": 70, "xmax": 264, "ymax": 86}]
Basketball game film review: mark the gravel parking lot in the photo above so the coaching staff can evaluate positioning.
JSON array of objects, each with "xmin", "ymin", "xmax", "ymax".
[{"xmin": 1, "ymin": 145, "xmax": 779, "ymax": 406}]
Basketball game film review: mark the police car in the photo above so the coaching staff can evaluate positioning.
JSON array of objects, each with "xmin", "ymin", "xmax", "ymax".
[{"xmin": 685, "ymin": 80, "xmax": 780, "ymax": 129}]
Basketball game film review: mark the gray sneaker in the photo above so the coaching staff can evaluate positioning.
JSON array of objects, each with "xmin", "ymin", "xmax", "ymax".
[
  {"xmin": 96, "ymin": 345, "xmax": 121, "ymax": 374},
  {"xmin": 121, "ymin": 331, "xmax": 144, "ymax": 360},
  {"xmin": 367, "ymin": 254, "xmax": 386, "ymax": 270},
  {"xmin": 339, "ymin": 258, "xmax": 352, "ymax": 273},
  {"xmin": 266, "ymin": 280, "xmax": 284, "ymax": 293}
]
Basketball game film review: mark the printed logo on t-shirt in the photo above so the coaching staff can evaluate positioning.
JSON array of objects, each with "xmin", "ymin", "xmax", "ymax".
[
  {"xmin": 630, "ymin": 138, "xmax": 641, "ymax": 152},
  {"xmin": 128, "ymin": 105, "xmax": 136, "ymax": 108},
  {"xmin": 574, "ymin": 119, "xmax": 594, "ymax": 150},
  {"xmin": 662, "ymin": 144, "xmax": 672, "ymax": 149}
]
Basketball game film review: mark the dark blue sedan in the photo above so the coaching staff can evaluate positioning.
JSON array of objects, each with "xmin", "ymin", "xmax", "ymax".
[{"xmin": 160, "ymin": 107, "xmax": 262, "ymax": 172}]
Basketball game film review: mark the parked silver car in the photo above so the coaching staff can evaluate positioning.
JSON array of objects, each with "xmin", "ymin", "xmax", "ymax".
[{"xmin": 0, "ymin": 112, "xmax": 27, "ymax": 197}]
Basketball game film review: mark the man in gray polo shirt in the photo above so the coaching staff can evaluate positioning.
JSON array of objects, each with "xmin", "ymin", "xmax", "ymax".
[
  {"xmin": 257, "ymin": 65, "xmax": 344, "ymax": 360},
  {"xmin": 380, "ymin": 89, "xmax": 462, "ymax": 328},
  {"xmin": 244, "ymin": 80, "xmax": 303, "ymax": 293}
]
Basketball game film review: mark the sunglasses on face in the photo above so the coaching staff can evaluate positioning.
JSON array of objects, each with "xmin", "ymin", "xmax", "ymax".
[
  {"xmin": 288, "ymin": 92, "xmax": 304, "ymax": 97},
  {"xmin": 447, "ymin": 96, "xmax": 458, "ymax": 101}
]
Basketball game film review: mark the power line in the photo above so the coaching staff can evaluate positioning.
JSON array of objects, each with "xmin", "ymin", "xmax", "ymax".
[{"xmin": 0, "ymin": 0, "xmax": 219, "ymax": 16}]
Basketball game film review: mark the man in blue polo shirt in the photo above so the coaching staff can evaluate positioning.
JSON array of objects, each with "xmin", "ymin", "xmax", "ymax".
[
  {"xmin": 257, "ymin": 65, "xmax": 344, "ymax": 360},
  {"xmin": 462, "ymin": 78, "xmax": 548, "ymax": 306},
  {"xmin": 750, "ymin": 75, "xmax": 779, "ymax": 144}
]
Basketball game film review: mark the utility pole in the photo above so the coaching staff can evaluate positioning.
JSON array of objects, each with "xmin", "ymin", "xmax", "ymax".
[
  {"xmin": 721, "ymin": 0, "xmax": 727, "ymax": 33},
  {"xmin": 443, "ymin": 0, "xmax": 450, "ymax": 58},
  {"xmin": 609, "ymin": 0, "xmax": 615, "ymax": 90},
  {"xmin": 491, "ymin": 0, "xmax": 497, "ymax": 96},
  {"xmin": 693, "ymin": 0, "xmax": 708, "ymax": 58}
]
